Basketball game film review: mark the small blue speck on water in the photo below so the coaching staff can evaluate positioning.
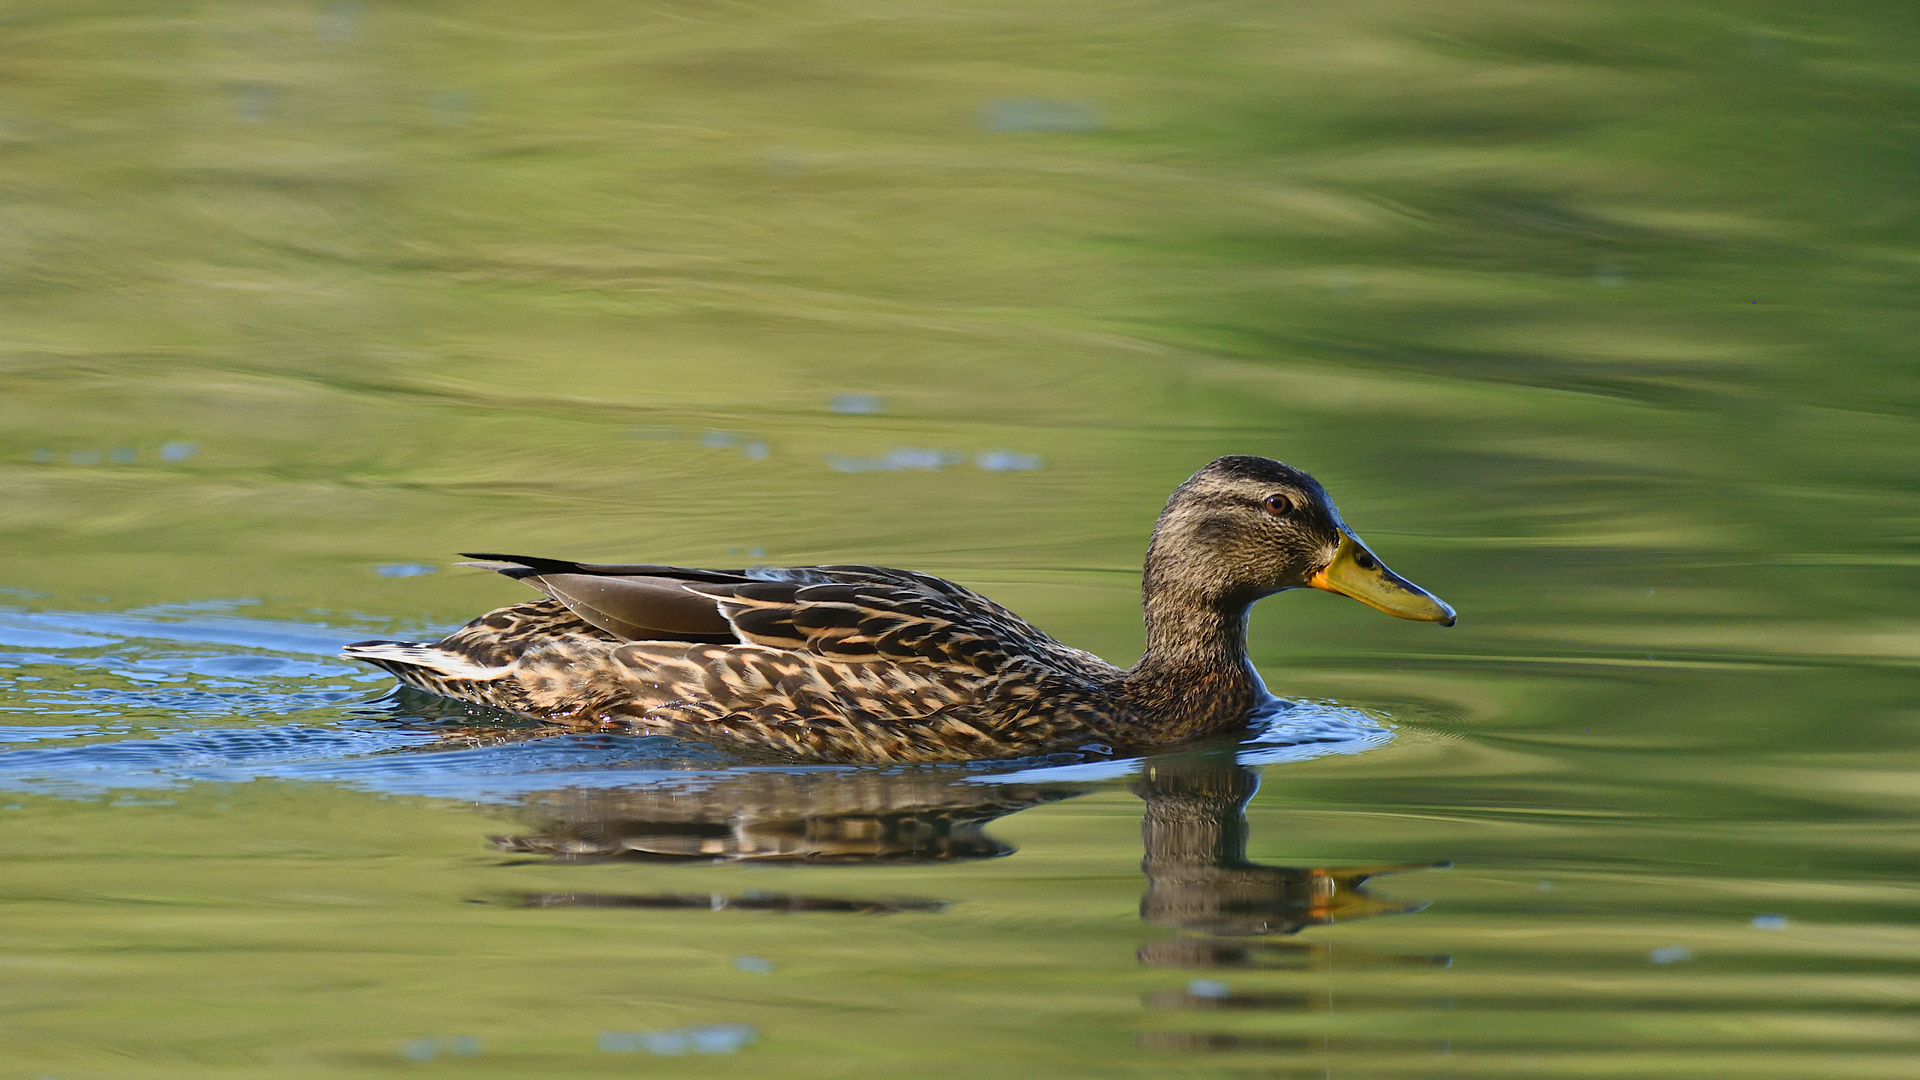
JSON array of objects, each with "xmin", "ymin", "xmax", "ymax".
[
  {"xmin": 980, "ymin": 98, "xmax": 1100, "ymax": 134},
  {"xmin": 1649, "ymin": 946, "xmax": 1693, "ymax": 964},
  {"xmin": 319, "ymin": 2, "xmax": 360, "ymax": 42},
  {"xmin": 830, "ymin": 393, "xmax": 885, "ymax": 415},
  {"xmin": 234, "ymin": 85, "xmax": 273, "ymax": 123},
  {"xmin": 828, "ymin": 447, "xmax": 963, "ymax": 472},
  {"xmin": 747, "ymin": 547, "xmax": 766, "ymax": 559},
  {"xmin": 976, "ymin": 450, "xmax": 1041, "ymax": 472},
  {"xmin": 431, "ymin": 90, "xmax": 470, "ymax": 126},
  {"xmin": 30, "ymin": 448, "xmax": 51, "ymax": 463},
  {"xmin": 1751, "ymin": 914, "xmax": 1788, "ymax": 929},
  {"xmin": 400, "ymin": 1035, "xmax": 479, "ymax": 1061},
  {"xmin": 160, "ymin": 442, "xmax": 198, "ymax": 463},
  {"xmin": 700, "ymin": 431, "xmax": 740, "ymax": 448},
  {"xmin": 1187, "ymin": 979, "xmax": 1231, "ymax": 999},
  {"xmin": 599, "ymin": 1025, "xmax": 756, "ymax": 1055},
  {"xmin": 376, "ymin": 563, "xmax": 436, "ymax": 578},
  {"xmin": 734, "ymin": 955, "xmax": 774, "ymax": 974},
  {"xmin": 742, "ymin": 441, "xmax": 770, "ymax": 460}
]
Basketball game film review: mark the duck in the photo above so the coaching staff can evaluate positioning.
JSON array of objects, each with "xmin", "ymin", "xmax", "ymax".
[{"xmin": 342, "ymin": 455, "xmax": 1453, "ymax": 763}]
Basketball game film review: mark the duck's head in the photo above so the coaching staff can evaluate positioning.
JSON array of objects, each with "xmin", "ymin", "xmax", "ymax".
[{"xmin": 1145, "ymin": 456, "xmax": 1455, "ymax": 626}]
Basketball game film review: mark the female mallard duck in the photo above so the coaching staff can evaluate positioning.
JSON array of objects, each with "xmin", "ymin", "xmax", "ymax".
[{"xmin": 344, "ymin": 456, "xmax": 1452, "ymax": 763}]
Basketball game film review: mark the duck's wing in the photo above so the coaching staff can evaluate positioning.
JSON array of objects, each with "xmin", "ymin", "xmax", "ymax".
[
  {"xmin": 459, "ymin": 554, "xmax": 1108, "ymax": 679},
  {"xmin": 458, "ymin": 553, "xmax": 758, "ymax": 643}
]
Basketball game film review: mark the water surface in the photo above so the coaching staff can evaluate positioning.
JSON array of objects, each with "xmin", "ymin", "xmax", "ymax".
[{"xmin": 2, "ymin": 2, "xmax": 1917, "ymax": 1076}]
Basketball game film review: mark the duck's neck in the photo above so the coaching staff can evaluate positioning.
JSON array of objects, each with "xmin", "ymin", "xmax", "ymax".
[{"xmin": 1123, "ymin": 558, "xmax": 1265, "ymax": 739}]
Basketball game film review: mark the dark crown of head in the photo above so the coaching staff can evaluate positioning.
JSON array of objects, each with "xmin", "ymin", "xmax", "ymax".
[{"xmin": 1197, "ymin": 455, "xmax": 1315, "ymax": 488}]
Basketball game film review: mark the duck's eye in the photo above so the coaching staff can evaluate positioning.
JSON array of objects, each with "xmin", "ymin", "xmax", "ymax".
[{"xmin": 1262, "ymin": 494, "xmax": 1294, "ymax": 517}]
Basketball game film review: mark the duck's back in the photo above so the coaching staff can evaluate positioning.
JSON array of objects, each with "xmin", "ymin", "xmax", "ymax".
[{"xmin": 344, "ymin": 558, "xmax": 1128, "ymax": 761}]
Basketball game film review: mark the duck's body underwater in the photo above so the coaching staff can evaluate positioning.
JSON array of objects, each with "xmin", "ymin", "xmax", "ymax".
[{"xmin": 344, "ymin": 456, "xmax": 1453, "ymax": 762}]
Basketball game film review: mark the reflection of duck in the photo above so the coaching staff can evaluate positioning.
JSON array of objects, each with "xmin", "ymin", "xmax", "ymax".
[
  {"xmin": 492, "ymin": 770, "xmax": 1079, "ymax": 864},
  {"xmin": 493, "ymin": 755, "xmax": 1438, "ymax": 948},
  {"xmin": 1132, "ymin": 756, "xmax": 1439, "ymax": 938},
  {"xmin": 346, "ymin": 457, "xmax": 1451, "ymax": 762},
  {"xmin": 1129, "ymin": 756, "xmax": 1443, "ymax": 1052},
  {"xmin": 491, "ymin": 768, "xmax": 1079, "ymax": 914}
]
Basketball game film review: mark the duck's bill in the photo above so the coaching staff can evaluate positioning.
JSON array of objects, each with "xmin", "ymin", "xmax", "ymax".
[{"xmin": 1308, "ymin": 534, "xmax": 1456, "ymax": 626}]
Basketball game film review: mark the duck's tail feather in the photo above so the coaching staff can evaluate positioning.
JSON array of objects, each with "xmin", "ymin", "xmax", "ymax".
[{"xmin": 342, "ymin": 639, "xmax": 518, "ymax": 702}]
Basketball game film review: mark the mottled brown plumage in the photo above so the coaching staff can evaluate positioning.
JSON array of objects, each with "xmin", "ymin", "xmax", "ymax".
[{"xmin": 343, "ymin": 456, "xmax": 1454, "ymax": 762}]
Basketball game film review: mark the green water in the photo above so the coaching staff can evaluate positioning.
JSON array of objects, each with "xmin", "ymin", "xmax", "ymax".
[{"xmin": 3, "ymin": 1, "xmax": 1918, "ymax": 1075}]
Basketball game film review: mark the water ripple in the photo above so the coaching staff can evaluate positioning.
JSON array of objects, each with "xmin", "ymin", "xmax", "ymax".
[{"xmin": 0, "ymin": 605, "xmax": 1397, "ymax": 801}]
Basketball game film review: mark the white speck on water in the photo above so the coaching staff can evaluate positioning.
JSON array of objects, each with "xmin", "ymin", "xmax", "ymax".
[
  {"xmin": 1750, "ymin": 914, "xmax": 1788, "ymax": 929},
  {"xmin": 700, "ymin": 431, "xmax": 740, "ymax": 448},
  {"xmin": 742, "ymin": 441, "xmax": 770, "ymax": 460},
  {"xmin": 734, "ymin": 955, "xmax": 774, "ymax": 974},
  {"xmin": 1536, "ymin": 881, "xmax": 1552, "ymax": 892},
  {"xmin": 1649, "ymin": 946, "xmax": 1693, "ymax": 964}
]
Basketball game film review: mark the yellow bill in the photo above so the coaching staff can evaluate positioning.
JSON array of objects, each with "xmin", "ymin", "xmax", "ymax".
[{"xmin": 1308, "ymin": 533, "xmax": 1455, "ymax": 626}]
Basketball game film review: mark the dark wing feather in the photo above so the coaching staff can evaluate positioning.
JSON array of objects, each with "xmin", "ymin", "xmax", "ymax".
[
  {"xmin": 461, "ymin": 555, "xmax": 1113, "ymax": 684},
  {"xmin": 460, "ymin": 553, "xmax": 747, "ymax": 643},
  {"xmin": 521, "ymin": 573, "xmax": 737, "ymax": 642}
]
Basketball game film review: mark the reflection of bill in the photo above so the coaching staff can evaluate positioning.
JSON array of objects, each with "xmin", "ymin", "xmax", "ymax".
[
  {"xmin": 1133, "ymin": 755, "xmax": 1442, "ymax": 937},
  {"xmin": 1131, "ymin": 754, "xmax": 1447, "ymax": 1046}
]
